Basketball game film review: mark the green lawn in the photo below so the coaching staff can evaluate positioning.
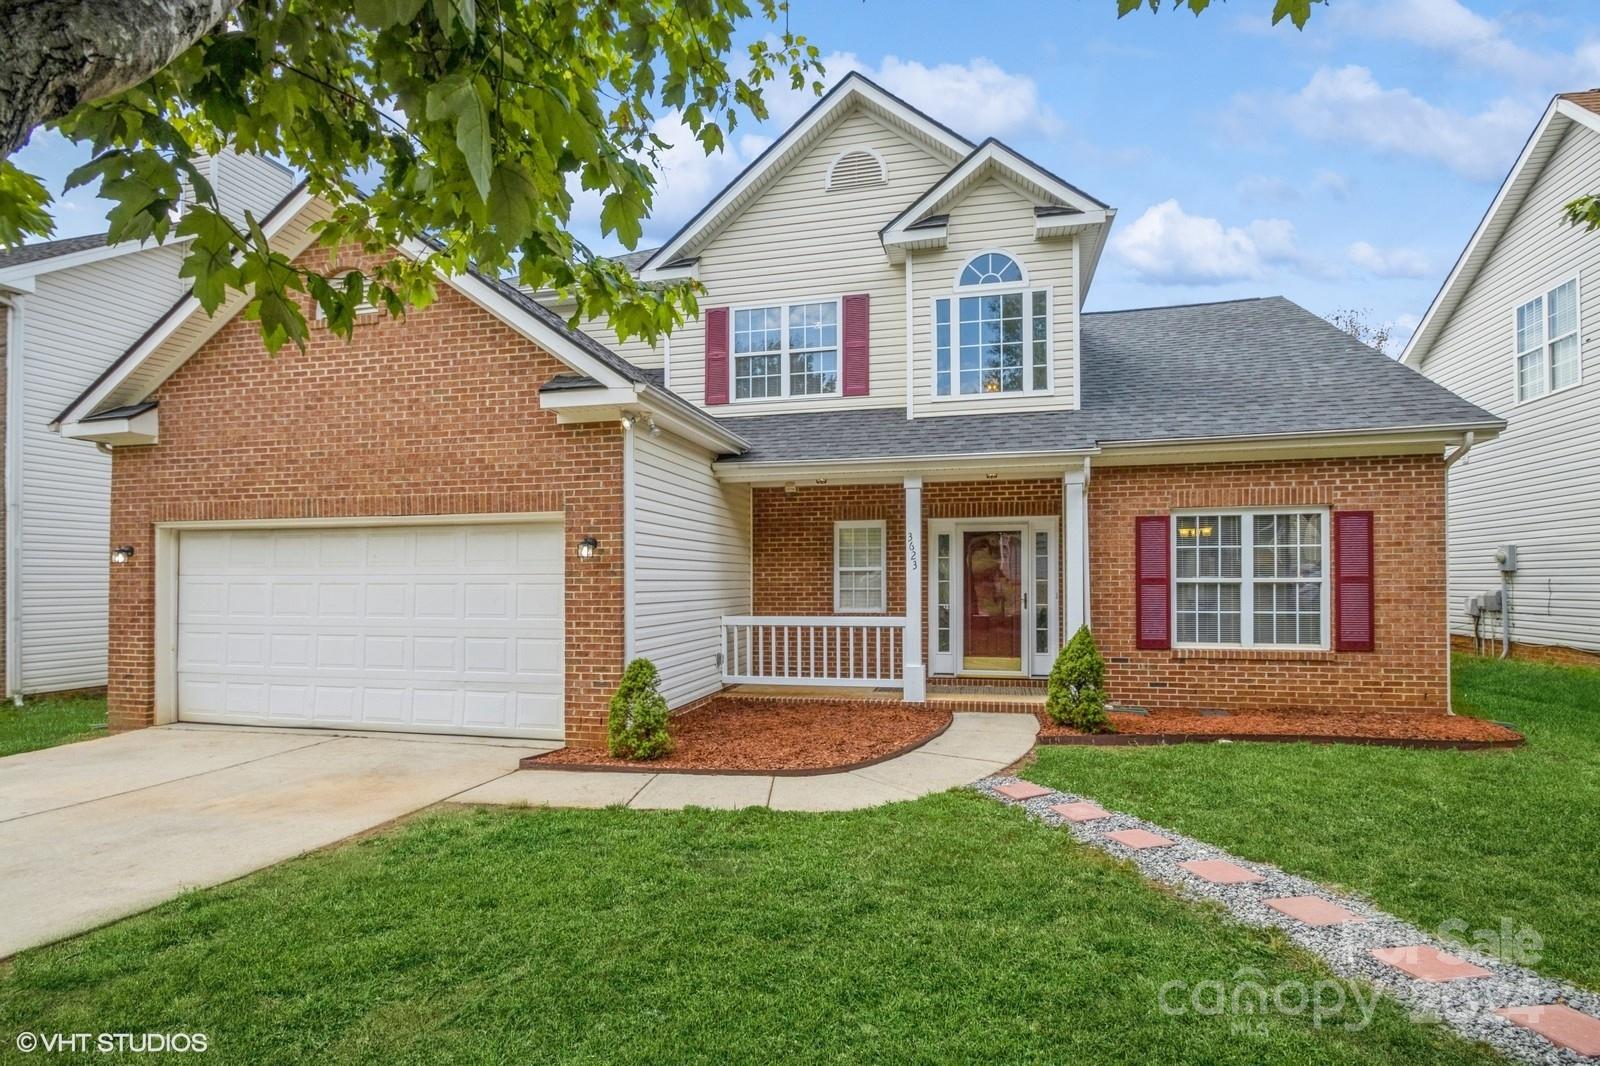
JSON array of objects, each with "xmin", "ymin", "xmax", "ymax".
[
  {"xmin": 0, "ymin": 693, "xmax": 106, "ymax": 757},
  {"xmin": 1030, "ymin": 653, "xmax": 1600, "ymax": 992},
  {"xmin": 0, "ymin": 795, "xmax": 1492, "ymax": 1064}
]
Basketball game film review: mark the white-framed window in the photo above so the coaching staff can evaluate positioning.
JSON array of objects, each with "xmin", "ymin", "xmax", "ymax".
[
  {"xmin": 1514, "ymin": 277, "xmax": 1581, "ymax": 402},
  {"xmin": 1172, "ymin": 510, "xmax": 1328, "ymax": 648},
  {"xmin": 834, "ymin": 520, "xmax": 886, "ymax": 613},
  {"xmin": 733, "ymin": 299, "xmax": 840, "ymax": 401},
  {"xmin": 934, "ymin": 252, "xmax": 1050, "ymax": 397}
]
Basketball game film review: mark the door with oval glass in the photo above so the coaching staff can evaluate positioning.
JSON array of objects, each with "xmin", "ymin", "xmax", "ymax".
[{"xmin": 962, "ymin": 529, "xmax": 1024, "ymax": 672}]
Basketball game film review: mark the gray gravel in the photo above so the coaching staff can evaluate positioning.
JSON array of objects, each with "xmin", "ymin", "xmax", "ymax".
[{"xmin": 977, "ymin": 775, "xmax": 1600, "ymax": 1064}]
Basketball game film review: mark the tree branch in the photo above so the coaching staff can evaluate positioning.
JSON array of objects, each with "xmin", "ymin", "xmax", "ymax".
[{"xmin": 0, "ymin": 0, "xmax": 242, "ymax": 156}]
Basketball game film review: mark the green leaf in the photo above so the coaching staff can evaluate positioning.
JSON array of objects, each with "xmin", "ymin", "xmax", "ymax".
[
  {"xmin": 487, "ymin": 164, "xmax": 537, "ymax": 240},
  {"xmin": 175, "ymin": 208, "xmax": 243, "ymax": 311},
  {"xmin": 353, "ymin": 0, "xmax": 425, "ymax": 28},
  {"xmin": 0, "ymin": 162, "xmax": 54, "ymax": 247}
]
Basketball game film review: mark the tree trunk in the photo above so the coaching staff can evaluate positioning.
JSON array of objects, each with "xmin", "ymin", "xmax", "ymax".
[{"xmin": 0, "ymin": 0, "xmax": 241, "ymax": 158}]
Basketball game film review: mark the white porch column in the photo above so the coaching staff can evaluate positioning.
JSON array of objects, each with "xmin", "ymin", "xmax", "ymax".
[
  {"xmin": 903, "ymin": 475, "xmax": 927, "ymax": 701},
  {"xmin": 1063, "ymin": 461, "xmax": 1090, "ymax": 638}
]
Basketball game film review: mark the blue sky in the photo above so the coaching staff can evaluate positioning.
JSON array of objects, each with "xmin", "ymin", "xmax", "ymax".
[{"xmin": 14, "ymin": 0, "xmax": 1598, "ymax": 348}]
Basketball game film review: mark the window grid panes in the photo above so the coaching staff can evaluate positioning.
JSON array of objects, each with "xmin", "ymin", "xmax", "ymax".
[
  {"xmin": 936, "ymin": 534, "xmax": 951, "ymax": 653},
  {"xmin": 935, "ymin": 300, "xmax": 952, "ymax": 398},
  {"xmin": 1250, "ymin": 514, "xmax": 1323, "ymax": 646},
  {"xmin": 1516, "ymin": 279, "xmax": 1582, "ymax": 401},
  {"xmin": 733, "ymin": 306, "xmax": 783, "ymax": 400},
  {"xmin": 1030, "ymin": 290, "xmax": 1049, "ymax": 391},
  {"xmin": 733, "ymin": 301, "xmax": 840, "ymax": 401},
  {"xmin": 1173, "ymin": 512, "xmax": 1328, "ymax": 648},
  {"xmin": 1034, "ymin": 532, "xmax": 1050, "ymax": 654},
  {"xmin": 959, "ymin": 252, "xmax": 1023, "ymax": 286},
  {"xmin": 957, "ymin": 292, "xmax": 1025, "ymax": 394},
  {"xmin": 835, "ymin": 524, "xmax": 885, "ymax": 613}
]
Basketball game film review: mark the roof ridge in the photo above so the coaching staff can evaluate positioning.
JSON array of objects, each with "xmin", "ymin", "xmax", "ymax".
[{"xmin": 1084, "ymin": 296, "xmax": 1275, "ymax": 316}]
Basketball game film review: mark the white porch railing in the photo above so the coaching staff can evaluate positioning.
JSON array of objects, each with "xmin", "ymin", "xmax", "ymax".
[{"xmin": 721, "ymin": 616, "xmax": 905, "ymax": 688}]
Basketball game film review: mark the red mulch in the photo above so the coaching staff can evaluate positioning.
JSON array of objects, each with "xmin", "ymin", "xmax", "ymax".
[
  {"xmin": 528, "ymin": 697, "xmax": 954, "ymax": 773},
  {"xmin": 1036, "ymin": 707, "xmax": 1522, "ymax": 744}
]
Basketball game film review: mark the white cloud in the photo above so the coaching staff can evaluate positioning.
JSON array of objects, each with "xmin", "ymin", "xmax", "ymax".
[
  {"xmin": 1265, "ymin": 65, "xmax": 1538, "ymax": 182},
  {"xmin": 1312, "ymin": 169, "xmax": 1352, "ymax": 200},
  {"xmin": 1236, "ymin": 169, "xmax": 1353, "ymax": 204},
  {"xmin": 1111, "ymin": 199, "xmax": 1327, "ymax": 285},
  {"xmin": 1347, "ymin": 240, "xmax": 1431, "ymax": 279},
  {"xmin": 768, "ymin": 53, "xmax": 1061, "ymax": 139},
  {"xmin": 1334, "ymin": 0, "xmax": 1600, "ymax": 84}
]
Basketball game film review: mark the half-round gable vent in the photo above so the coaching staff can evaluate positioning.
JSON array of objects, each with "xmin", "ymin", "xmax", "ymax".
[{"xmin": 825, "ymin": 149, "xmax": 888, "ymax": 191}]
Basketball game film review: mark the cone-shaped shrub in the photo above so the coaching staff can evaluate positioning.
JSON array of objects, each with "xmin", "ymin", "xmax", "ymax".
[
  {"xmin": 1045, "ymin": 625, "xmax": 1111, "ymax": 733},
  {"xmin": 608, "ymin": 657, "xmax": 674, "ymax": 759}
]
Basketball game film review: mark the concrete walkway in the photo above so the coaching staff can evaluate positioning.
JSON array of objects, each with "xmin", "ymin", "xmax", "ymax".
[
  {"xmin": 0, "ymin": 724, "xmax": 552, "ymax": 958},
  {"xmin": 454, "ymin": 712, "xmax": 1039, "ymax": 812}
]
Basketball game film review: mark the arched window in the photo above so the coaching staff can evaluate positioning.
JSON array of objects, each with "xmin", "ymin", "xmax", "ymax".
[
  {"xmin": 935, "ymin": 251, "xmax": 1050, "ymax": 398},
  {"xmin": 958, "ymin": 251, "xmax": 1024, "ymax": 286}
]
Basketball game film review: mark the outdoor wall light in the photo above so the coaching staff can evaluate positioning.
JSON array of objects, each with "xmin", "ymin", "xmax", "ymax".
[
  {"xmin": 577, "ymin": 536, "xmax": 598, "ymax": 560},
  {"xmin": 110, "ymin": 545, "xmax": 135, "ymax": 564}
]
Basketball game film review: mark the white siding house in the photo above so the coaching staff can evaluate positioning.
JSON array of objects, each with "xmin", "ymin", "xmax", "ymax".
[
  {"xmin": 629, "ymin": 427, "xmax": 751, "ymax": 707},
  {"xmin": 1403, "ymin": 92, "xmax": 1600, "ymax": 655},
  {"xmin": 0, "ymin": 152, "xmax": 295, "ymax": 695}
]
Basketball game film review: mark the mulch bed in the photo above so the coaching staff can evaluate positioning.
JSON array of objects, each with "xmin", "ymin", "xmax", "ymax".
[
  {"xmin": 525, "ymin": 697, "xmax": 954, "ymax": 775},
  {"xmin": 1036, "ymin": 707, "xmax": 1524, "ymax": 749}
]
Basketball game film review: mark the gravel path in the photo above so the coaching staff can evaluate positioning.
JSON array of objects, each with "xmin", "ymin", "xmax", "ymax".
[{"xmin": 976, "ymin": 775, "xmax": 1600, "ymax": 1064}]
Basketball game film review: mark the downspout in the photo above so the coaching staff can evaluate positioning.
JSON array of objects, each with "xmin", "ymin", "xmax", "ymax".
[
  {"xmin": 1441, "ymin": 432, "xmax": 1475, "ymax": 710},
  {"xmin": 3, "ymin": 294, "xmax": 22, "ymax": 702}
]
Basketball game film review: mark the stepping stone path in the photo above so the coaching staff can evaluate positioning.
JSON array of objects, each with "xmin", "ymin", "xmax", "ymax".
[
  {"xmin": 1373, "ymin": 945, "xmax": 1493, "ymax": 982},
  {"xmin": 1049, "ymin": 801, "xmax": 1109, "ymax": 823},
  {"xmin": 1265, "ymin": 895, "xmax": 1367, "ymax": 927},
  {"xmin": 977, "ymin": 774, "xmax": 1600, "ymax": 1065},
  {"xmin": 1179, "ymin": 858, "xmax": 1264, "ymax": 885}
]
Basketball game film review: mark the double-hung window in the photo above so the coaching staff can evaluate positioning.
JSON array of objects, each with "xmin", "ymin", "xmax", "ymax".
[
  {"xmin": 733, "ymin": 300, "xmax": 839, "ymax": 400},
  {"xmin": 1515, "ymin": 278, "xmax": 1581, "ymax": 402},
  {"xmin": 1173, "ymin": 511, "xmax": 1328, "ymax": 648},
  {"xmin": 934, "ymin": 252, "xmax": 1051, "ymax": 397},
  {"xmin": 834, "ymin": 521, "xmax": 885, "ymax": 613}
]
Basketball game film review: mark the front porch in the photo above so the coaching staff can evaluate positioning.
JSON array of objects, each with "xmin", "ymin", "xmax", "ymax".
[{"xmin": 717, "ymin": 467, "xmax": 1091, "ymax": 701}]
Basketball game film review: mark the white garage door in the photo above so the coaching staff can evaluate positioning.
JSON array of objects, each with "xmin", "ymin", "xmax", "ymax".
[{"xmin": 176, "ymin": 522, "xmax": 565, "ymax": 739}]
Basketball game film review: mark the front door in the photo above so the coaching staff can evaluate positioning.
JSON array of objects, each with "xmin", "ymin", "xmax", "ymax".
[{"xmin": 962, "ymin": 530, "xmax": 1023, "ymax": 672}]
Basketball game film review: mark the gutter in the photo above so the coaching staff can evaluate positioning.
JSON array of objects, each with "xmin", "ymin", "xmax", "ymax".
[{"xmin": 3, "ymin": 295, "xmax": 21, "ymax": 699}]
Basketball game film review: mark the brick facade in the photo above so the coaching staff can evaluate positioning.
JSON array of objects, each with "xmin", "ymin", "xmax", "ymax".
[
  {"xmin": 752, "ymin": 456, "xmax": 1450, "ymax": 716},
  {"xmin": 107, "ymin": 248, "xmax": 625, "ymax": 749}
]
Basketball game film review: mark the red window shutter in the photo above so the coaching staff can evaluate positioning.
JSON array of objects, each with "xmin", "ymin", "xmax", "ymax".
[
  {"xmin": 704, "ymin": 306, "xmax": 730, "ymax": 405},
  {"xmin": 842, "ymin": 293, "xmax": 870, "ymax": 396},
  {"xmin": 1135, "ymin": 515, "xmax": 1171, "ymax": 650},
  {"xmin": 1334, "ymin": 510, "xmax": 1375, "ymax": 652}
]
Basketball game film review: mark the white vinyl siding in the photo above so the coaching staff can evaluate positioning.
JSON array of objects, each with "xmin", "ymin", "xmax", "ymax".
[
  {"xmin": 1413, "ymin": 121, "xmax": 1600, "ymax": 652},
  {"xmin": 15, "ymin": 244, "xmax": 190, "ymax": 693},
  {"xmin": 910, "ymin": 176, "xmax": 1077, "ymax": 416},
  {"xmin": 631, "ymin": 429, "xmax": 752, "ymax": 707},
  {"xmin": 673, "ymin": 107, "xmax": 955, "ymax": 415}
]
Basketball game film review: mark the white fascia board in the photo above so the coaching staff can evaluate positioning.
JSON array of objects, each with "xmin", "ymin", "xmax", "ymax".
[
  {"xmin": 639, "ymin": 74, "xmax": 971, "ymax": 279},
  {"xmin": 712, "ymin": 449, "xmax": 1098, "ymax": 485},
  {"xmin": 60, "ymin": 408, "xmax": 160, "ymax": 446},
  {"xmin": 52, "ymin": 185, "xmax": 318, "ymax": 428},
  {"xmin": 0, "ymin": 236, "xmax": 192, "ymax": 289},
  {"xmin": 1401, "ymin": 99, "xmax": 1567, "ymax": 366},
  {"xmin": 541, "ymin": 380, "xmax": 746, "ymax": 454},
  {"xmin": 1035, "ymin": 209, "xmax": 1109, "ymax": 240},
  {"xmin": 1093, "ymin": 424, "xmax": 1502, "ymax": 466}
]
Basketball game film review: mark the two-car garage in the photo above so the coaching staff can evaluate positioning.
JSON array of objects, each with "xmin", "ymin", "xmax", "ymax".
[{"xmin": 172, "ymin": 521, "xmax": 566, "ymax": 740}]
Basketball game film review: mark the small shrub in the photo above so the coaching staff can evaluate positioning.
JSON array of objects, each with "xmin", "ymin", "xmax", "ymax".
[
  {"xmin": 1046, "ymin": 625, "xmax": 1111, "ymax": 733},
  {"xmin": 607, "ymin": 658, "xmax": 674, "ymax": 760}
]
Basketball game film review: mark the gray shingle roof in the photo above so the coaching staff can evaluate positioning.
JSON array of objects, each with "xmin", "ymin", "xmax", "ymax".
[
  {"xmin": 716, "ymin": 297, "xmax": 1503, "ymax": 465},
  {"xmin": 0, "ymin": 232, "xmax": 109, "ymax": 270}
]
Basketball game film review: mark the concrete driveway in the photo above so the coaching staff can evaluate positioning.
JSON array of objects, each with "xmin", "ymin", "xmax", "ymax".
[{"xmin": 0, "ymin": 724, "xmax": 550, "ymax": 958}]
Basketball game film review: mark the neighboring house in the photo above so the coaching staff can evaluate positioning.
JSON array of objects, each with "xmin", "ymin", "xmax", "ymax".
[
  {"xmin": 0, "ymin": 151, "xmax": 295, "ymax": 697},
  {"xmin": 1402, "ymin": 92, "xmax": 1600, "ymax": 659},
  {"xmin": 55, "ymin": 74, "xmax": 1502, "ymax": 748}
]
